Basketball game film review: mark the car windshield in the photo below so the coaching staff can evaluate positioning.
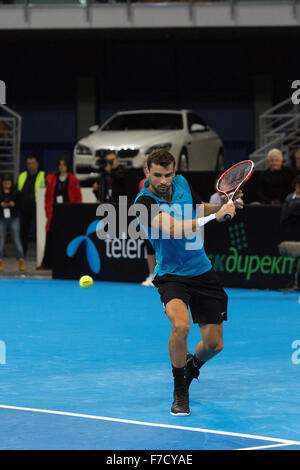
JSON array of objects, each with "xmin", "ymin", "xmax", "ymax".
[{"xmin": 102, "ymin": 113, "xmax": 183, "ymax": 131}]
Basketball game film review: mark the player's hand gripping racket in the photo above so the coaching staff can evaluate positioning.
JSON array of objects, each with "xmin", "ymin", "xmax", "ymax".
[{"xmin": 216, "ymin": 160, "xmax": 254, "ymax": 220}]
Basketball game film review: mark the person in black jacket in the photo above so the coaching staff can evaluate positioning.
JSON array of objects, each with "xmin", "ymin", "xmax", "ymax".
[
  {"xmin": 280, "ymin": 174, "xmax": 300, "ymax": 241},
  {"xmin": 93, "ymin": 151, "xmax": 126, "ymax": 203},
  {"xmin": 257, "ymin": 148, "xmax": 294, "ymax": 204},
  {"xmin": 0, "ymin": 174, "xmax": 25, "ymax": 272},
  {"xmin": 289, "ymin": 148, "xmax": 300, "ymax": 177}
]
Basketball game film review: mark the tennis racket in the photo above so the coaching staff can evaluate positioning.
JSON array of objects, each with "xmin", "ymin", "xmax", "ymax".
[{"xmin": 216, "ymin": 160, "xmax": 254, "ymax": 220}]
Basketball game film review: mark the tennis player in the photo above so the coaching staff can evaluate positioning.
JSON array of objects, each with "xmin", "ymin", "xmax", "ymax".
[{"xmin": 135, "ymin": 149, "xmax": 241, "ymax": 416}]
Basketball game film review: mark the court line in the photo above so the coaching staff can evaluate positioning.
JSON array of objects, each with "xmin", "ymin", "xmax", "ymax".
[
  {"xmin": 0, "ymin": 404, "xmax": 300, "ymax": 447},
  {"xmin": 235, "ymin": 442, "xmax": 298, "ymax": 450}
]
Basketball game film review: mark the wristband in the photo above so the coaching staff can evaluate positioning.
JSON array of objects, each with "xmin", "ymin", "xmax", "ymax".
[{"xmin": 196, "ymin": 213, "xmax": 216, "ymax": 228}]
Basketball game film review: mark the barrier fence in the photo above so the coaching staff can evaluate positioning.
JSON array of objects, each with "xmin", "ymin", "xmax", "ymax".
[{"xmin": 52, "ymin": 203, "xmax": 296, "ymax": 289}]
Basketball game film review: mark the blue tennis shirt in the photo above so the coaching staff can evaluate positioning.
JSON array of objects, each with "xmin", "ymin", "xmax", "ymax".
[{"xmin": 135, "ymin": 175, "xmax": 212, "ymax": 278}]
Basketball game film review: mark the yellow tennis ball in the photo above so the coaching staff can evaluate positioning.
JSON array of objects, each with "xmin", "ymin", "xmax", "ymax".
[{"xmin": 79, "ymin": 275, "xmax": 93, "ymax": 289}]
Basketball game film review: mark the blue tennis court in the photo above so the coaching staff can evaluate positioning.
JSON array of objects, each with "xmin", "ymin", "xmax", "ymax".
[{"xmin": 0, "ymin": 278, "xmax": 300, "ymax": 450}]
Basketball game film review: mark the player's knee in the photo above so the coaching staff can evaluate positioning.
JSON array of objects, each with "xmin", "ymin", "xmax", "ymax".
[
  {"xmin": 206, "ymin": 339, "xmax": 224, "ymax": 354},
  {"xmin": 172, "ymin": 322, "xmax": 190, "ymax": 340}
]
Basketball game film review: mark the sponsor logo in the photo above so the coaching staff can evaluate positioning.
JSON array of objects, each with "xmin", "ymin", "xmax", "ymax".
[{"xmin": 66, "ymin": 220, "xmax": 103, "ymax": 274}]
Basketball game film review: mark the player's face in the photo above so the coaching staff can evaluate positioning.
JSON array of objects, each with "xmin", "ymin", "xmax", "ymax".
[{"xmin": 148, "ymin": 163, "xmax": 175, "ymax": 197}]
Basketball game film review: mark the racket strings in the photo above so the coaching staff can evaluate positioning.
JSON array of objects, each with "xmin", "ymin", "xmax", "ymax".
[{"xmin": 217, "ymin": 161, "xmax": 253, "ymax": 193}]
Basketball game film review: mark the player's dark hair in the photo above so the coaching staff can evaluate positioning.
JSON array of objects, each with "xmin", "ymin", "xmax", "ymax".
[{"xmin": 147, "ymin": 149, "xmax": 175, "ymax": 170}]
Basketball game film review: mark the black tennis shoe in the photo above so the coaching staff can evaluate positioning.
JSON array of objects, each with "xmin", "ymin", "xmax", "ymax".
[
  {"xmin": 170, "ymin": 386, "xmax": 190, "ymax": 416},
  {"xmin": 184, "ymin": 353, "xmax": 200, "ymax": 389}
]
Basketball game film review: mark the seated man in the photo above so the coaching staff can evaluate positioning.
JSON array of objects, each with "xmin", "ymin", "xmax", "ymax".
[
  {"xmin": 289, "ymin": 147, "xmax": 300, "ymax": 176},
  {"xmin": 257, "ymin": 148, "xmax": 294, "ymax": 204},
  {"xmin": 280, "ymin": 174, "xmax": 300, "ymax": 241}
]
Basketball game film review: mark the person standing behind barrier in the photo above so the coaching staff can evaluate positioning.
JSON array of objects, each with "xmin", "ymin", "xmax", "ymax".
[
  {"xmin": 93, "ymin": 151, "xmax": 126, "ymax": 203},
  {"xmin": 17, "ymin": 156, "xmax": 46, "ymax": 256},
  {"xmin": 0, "ymin": 174, "xmax": 25, "ymax": 273},
  {"xmin": 38, "ymin": 157, "xmax": 82, "ymax": 270}
]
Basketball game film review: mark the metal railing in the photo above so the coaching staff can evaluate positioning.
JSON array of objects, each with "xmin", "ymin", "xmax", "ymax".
[
  {"xmin": 1, "ymin": 1, "xmax": 299, "ymax": 17},
  {"xmin": 0, "ymin": 105, "xmax": 22, "ymax": 181},
  {"xmin": 0, "ymin": 0, "xmax": 299, "ymax": 28},
  {"xmin": 250, "ymin": 97, "xmax": 300, "ymax": 169}
]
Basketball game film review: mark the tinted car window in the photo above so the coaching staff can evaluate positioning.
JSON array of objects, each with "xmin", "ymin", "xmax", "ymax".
[
  {"xmin": 187, "ymin": 113, "xmax": 207, "ymax": 131},
  {"xmin": 102, "ymin": 113, "xmax": 183, "ymax": 131}
]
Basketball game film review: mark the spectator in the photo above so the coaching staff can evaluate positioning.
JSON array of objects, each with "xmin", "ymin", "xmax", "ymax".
[
  {"xmin": 209, "ymin": 173, "xmax": 244, "ymax": 205},
  {"xmin": 93, "ymin": 151, "xmax": 126, "ymax": 203},
  {"xmin": 257, "ymin": 148, "xmax": 294, "ymax": 205},
  {"xmin": 0, "ymin": 174, "xmax": 25, "ymax": 272},
  {"xmin": 17, "ymin": 156, "xmax": 46, "ymax": 256},
  {"xmin": 139, "ymin": 159, "xmax": 149, "ymax": 192},
  {"xmin": 138, "ymin": 160, "xmax": 156, "ymax": 286},
  {"xmin": 38, "ymin": 157, "xmax": 82, "ymax": 270},
  {"xmin": 289, "ymin": 148, "xmax": 300, "ymax": 176},
  {"xmin": 279, "ymin": 174, "xmax": 300, "ymax": 242}
]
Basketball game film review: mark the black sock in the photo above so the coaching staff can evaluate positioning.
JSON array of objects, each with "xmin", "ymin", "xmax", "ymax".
[
  {"xmin": 193, "ymin": 355, "xmax": 206, "ymax": 370},
  {"xmin": 172, "ymin": 365, "xmax": 186, "ymax": 390}
]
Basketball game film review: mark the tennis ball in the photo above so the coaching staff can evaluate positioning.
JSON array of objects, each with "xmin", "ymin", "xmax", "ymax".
[{"xmin": 79, "ymin": 275, "xmax": 93, "ymax": 289}]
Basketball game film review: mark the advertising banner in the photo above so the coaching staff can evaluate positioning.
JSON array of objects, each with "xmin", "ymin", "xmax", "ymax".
[{"xmin": 52, "ymin": 203, "xmax": 298, "ymax": 289}]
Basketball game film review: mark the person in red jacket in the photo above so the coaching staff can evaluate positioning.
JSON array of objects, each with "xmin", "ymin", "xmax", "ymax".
[
  {"xmin": 138, "ymin": 159, "xmax": 156, "ymax": 286},
  {"xmin": 37, "ymin": 157, "xmax": 82, "ymax": 270}
]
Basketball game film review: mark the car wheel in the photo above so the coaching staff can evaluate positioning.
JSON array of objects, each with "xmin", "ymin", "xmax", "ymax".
[
  {"xmin": 178, "ymin": 150, "xmax": 189, "ymax": 172},
  {"xmin": 216, "ymin": 150, "xmax": 225, "ymax": 172}
]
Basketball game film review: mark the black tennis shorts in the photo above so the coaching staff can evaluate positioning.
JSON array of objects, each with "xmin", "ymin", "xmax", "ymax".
[{"xmin": 153, "ymin": 268, "xmax": 228, "ymax": 325}]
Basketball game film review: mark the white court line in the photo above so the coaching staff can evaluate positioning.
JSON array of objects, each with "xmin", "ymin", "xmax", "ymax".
[
  {"xmin": 236, "ymin": 442, "xmax": 298, "ymax": 451},
  {"xmin": 0, "ymin": 403, "xmax": 300, "ymax": 448}
]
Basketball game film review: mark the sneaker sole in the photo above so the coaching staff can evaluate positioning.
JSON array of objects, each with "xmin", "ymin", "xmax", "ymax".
[{"xmin": 170, "ymin": 411, "xmax": 190, "ymax": 416}]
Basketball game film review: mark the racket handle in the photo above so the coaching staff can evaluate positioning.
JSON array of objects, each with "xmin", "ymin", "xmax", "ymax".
[{"xmin": 224, "ymin": 199, "xmax": 233, "ymax": 220}]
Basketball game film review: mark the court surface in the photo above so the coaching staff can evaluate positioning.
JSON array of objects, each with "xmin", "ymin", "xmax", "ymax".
[{"xmin": 0, "ymin": 278, "xmax": 300, "ymax": 450}]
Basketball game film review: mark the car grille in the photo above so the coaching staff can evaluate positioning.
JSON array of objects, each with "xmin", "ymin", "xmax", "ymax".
[
  {"xmin": 76, "ymin": 164, "xmax": 98, "ymax": 174},
  {"xmin": 95, "ymin": 148, "xmax": 139, "ymax": 159}
]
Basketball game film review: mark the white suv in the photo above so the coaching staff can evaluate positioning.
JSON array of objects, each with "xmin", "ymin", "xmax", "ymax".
[{"xmin": 73, "ymin": 109, "xmax": 224, "ymax": 182}]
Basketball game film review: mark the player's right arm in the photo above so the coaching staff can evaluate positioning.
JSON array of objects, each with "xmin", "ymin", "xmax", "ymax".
[
  {"xmin": 153, "ymin": 204, "xmax": 235, "ymax": 237},
  {"xmin": 136, "ymin": 196, "xmax": 235, "ymax": 238}
]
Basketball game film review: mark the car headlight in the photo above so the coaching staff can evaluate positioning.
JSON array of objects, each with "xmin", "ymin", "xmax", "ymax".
[
  {"xmin": 75, "ymin": 144, "xmax": 92, "ymax": 155},
  {"xmin": 145, "ymin": 143, "xmax": 172, "ymax": 155}
]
